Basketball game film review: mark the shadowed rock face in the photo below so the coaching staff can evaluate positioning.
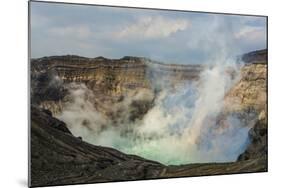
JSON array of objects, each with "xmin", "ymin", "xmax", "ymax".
[
  {"xmin": 30, "ymin": 50, "xmax": 268, "ymax": 187},
  {"xmin": 238, "ymin": 118, "xmax": 267, "ymax": 161},
  {"xmin": 242, "ymin": 49, "xmax": 268, "ymax": 64},
  {"xmin": 30, "ymin": 106, "xmax": 164, "ymax": 186}
]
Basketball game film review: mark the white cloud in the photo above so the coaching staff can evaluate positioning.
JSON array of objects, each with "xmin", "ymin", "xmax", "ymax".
[
  {"xmin": 31, "ymin": 14, "xmax": 51, "ymax": 28},
  {"xmin": 48, "ymin": 25, "xmax": 92, "ymax": 39},
  {"xmin": 235, "ymin": 26, "xmax": 266, "ymax": 42},
  {"xmin": 115, "ymin": 16, "xmax": 190, "ymax": 39}
]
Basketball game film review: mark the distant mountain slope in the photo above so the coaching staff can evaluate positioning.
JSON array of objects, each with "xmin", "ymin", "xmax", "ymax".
[{"xmin": 242, "ymin": 49, "xmax": 267, "ymax": 64}]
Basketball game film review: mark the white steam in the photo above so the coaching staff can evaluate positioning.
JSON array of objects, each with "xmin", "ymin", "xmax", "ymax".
[{"xmin": 55, "ymin": 59, "xmax": 254, "ymax": 165}]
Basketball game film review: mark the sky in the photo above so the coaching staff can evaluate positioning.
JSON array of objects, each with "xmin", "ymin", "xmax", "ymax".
[{"xmin": 30, "ymin": 1, "xmax": 267, "ymax": 64}]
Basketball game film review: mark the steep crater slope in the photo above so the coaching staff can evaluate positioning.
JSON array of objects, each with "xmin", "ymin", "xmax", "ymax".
[
  {"xmin": 229, "ymin": 49, "xmax": 267, "ymax": 161},
  {"xmin": 31, "ymin": 55, "xmax": 204, "ymax": 128}
]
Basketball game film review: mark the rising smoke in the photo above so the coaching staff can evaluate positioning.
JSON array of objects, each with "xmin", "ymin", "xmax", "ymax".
[
  {"xmin": 52, "ymin": 16, "xmax": 258, "ymax": 165},
  {"xmin": 54, "ymin": 57, "xmax": 255, "ymax": 165}
]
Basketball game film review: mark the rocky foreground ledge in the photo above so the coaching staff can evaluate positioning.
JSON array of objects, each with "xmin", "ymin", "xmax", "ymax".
[{"xmin": 30, "ymin": 106, "xmax": 267, "ymax": 187}]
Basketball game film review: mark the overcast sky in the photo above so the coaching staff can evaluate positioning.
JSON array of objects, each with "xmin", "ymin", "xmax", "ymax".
[{"xmin": 30, "ymin": 1, "xmax": 267, "ymax": 64}]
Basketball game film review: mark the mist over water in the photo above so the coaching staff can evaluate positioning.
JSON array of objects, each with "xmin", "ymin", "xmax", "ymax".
[{"xmin": 55, "ymin": 58, "xmax": 254, "ymax": 165}]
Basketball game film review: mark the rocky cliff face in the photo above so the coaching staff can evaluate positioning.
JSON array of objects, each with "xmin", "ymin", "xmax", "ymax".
[
  {"xmin": 31, "ymin": 55, "xmax": 202, "ymax": 97},
  {"xmin": 224, "ymin": 63, "xmax": 267, "ymax": 114},
  {"xmin": 224, "ymin": 50, "xmax": 267, "ymax": 161},
  {"xmin": 31, "ymin": 55, "xmax": 204, "ymax": 120}
]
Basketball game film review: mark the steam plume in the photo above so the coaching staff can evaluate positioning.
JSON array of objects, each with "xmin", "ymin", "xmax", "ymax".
[{"xmin": 55, "ymin": 58, "xmax": 255, "ymax": 165}]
